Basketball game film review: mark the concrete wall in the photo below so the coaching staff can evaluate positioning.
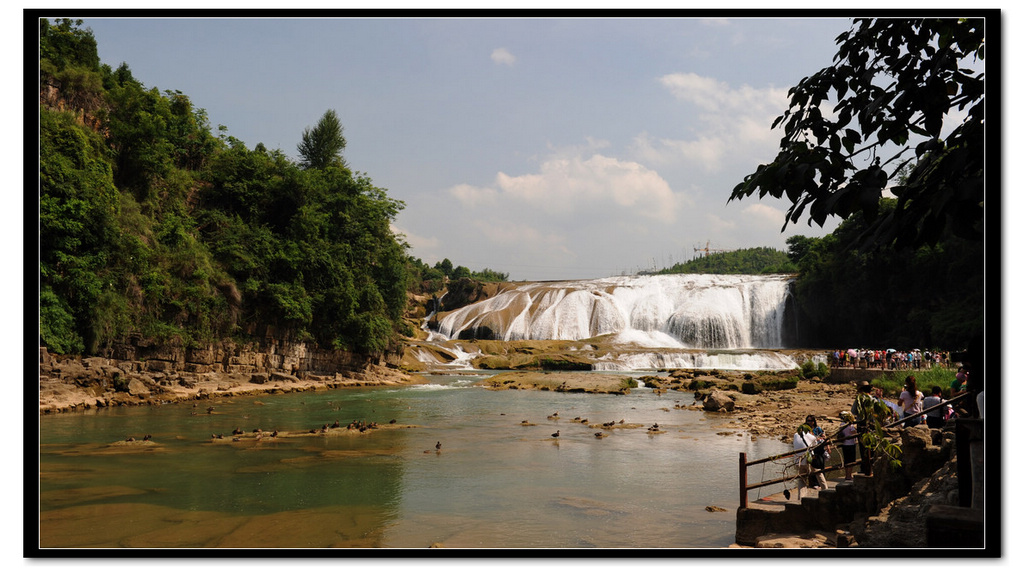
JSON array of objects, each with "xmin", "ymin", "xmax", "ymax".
[{"xmin": 828, "ymin": 368, "xmax": 886, "ymax": 384}]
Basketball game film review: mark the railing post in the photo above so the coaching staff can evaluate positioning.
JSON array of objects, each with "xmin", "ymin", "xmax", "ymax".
[{"xmin": 739, "ymin": 452, "xmax": 748, "ymax": 509}]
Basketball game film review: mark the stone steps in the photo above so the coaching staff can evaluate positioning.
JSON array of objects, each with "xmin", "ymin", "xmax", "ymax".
[{"xmin": 736, "ymin": 476, "xmax": 865, "ymax": 546}]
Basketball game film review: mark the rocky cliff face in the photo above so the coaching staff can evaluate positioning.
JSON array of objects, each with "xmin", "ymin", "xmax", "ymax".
[
  {"xmin": 38, "ymin": 338, "xmax": 404, "ymax": 414},
  {"xmin": 102, "ymin": 335, "xmax": 389, "ymax": 377}
]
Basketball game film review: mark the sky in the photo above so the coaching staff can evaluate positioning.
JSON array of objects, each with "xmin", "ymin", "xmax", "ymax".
[{"xmin": 68, "ymin": 13, "xmax": 872, "ymax": 281}]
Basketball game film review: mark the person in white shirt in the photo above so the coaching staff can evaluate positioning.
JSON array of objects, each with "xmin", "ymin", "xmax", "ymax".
[
  {"xmin": 793, "ymin": 422, "xmax": 828, "ymax": 494},
  {"xmin": 838, "ymin": 411, "xmax": 858, "ymax": 480},
  {"xmin": 898, "ymin": 375, "xmax": 924, "ymax": 427}
]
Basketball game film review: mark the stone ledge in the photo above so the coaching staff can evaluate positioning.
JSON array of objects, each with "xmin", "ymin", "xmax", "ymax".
[{"xmin": 925, "ymin": 504, "xmax": 984, "ymax": 548}]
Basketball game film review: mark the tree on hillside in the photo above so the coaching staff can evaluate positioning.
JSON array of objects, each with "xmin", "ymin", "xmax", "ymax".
[
  {"xmin": 297, "ymin": 109, "xmax": 347, "ymax": 170},
  {"xmin": 730, "ymin": 18, "xmax": 988, "ymax": 250},
  {"xmin": 39, "ymin": 18, "xmax": 100, "ymax": 72}
]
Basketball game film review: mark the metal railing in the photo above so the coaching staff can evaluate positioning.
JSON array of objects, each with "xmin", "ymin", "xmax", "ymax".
[{"xmin": 738, "ymin": 393, "xmax": 971, "ymax": 508}]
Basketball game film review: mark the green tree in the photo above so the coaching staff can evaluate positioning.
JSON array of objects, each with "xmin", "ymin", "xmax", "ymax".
[
  {"xmin": 38, "ymin": 25, "xmax": 412, "ymax": 358},
  {"xmin": 730, "ymin": 18, "xmax": 986, "ymax": 250},
  {"xmin": 297, "ymin": 109, "xmax": 346, "ymax": 170},
  {"xmin": 782, "ymin": 199, "xmax": 983, "ymax": 349},
  {"xmin": 39, "ymin": 19, "xmax": 105, "ymax": 117},
  {"xmin": 434, "ymin": 258, "xmax": 454, "ymax": 277},
  {"xmin": 653, "ymin": 247, "xmax": 795, "ymax": 275},
  {"xmin": 39, "ymin": 109, "xmax": 122, "ymax": 353},
  {"xmin": 39, "ymin": 18, "xmax": 100, "ymax": 72}
]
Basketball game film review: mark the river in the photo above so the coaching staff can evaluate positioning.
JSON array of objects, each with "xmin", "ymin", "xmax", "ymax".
[{"xmin": 37, "ymin": 372, "xmax": 790, "ymax": 549}]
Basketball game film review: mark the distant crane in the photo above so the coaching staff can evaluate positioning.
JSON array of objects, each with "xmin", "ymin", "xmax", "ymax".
[{"xmin": 693, "ymin": 240, "xmax": 730, "ymax": 258}]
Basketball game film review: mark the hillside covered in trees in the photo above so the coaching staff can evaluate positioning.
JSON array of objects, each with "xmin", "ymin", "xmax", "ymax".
[
  {"xmin": 651, "ymin": 246, "xmax": 796, "ymax": 275},
  {"xmin": 39, "ymin": 18, "xmax": 418, "ymax": 357},
  {"xmin": 38, "ymin": 18, "xmax": 515, "ymax": 360}
]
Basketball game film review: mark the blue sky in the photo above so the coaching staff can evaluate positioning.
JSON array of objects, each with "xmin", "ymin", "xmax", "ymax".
[{"xmin": 74, "ymin": 14, "xmax": 869, "ymax": 280}]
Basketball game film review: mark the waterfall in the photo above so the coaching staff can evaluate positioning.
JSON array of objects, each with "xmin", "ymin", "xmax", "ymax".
[{"xmin": 433, "ymin": 274, "xmax": 793, "ymax": 349}]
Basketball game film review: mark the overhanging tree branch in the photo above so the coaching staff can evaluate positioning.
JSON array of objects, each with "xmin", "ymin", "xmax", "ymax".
[{"xmin": 730, "ymin": 17, "xmax": 987, "ymax": 251}]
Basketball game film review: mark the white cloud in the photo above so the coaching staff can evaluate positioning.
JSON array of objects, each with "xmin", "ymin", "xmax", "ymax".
[
  {"xmin": 491, "ymin": 47, "xmax": 516, "ymax": 66},
  {"xmin": 449, "ymin": 183, "xmax": 497, "ymax": 208},
  {"xmin": 391, "ymin": 223, "xmax": 439, "ymax": 253},
  {"xmin": 707, "ymin": 213, "xmax": 737, "ymax": 233},
  {"xmin": 472, "ymin": 219, "xmax": 569, "ymax": 251},
  {"xmin": 741, "ymin": 203, "xmax": 787, "ymax": 230},
  {"xmin": 449, "ymin": 150, "xmax": 681, "ymax": 223},
  {"xmin": 632, "ymin": 73, "xmax": 790, "ymax": 172},
  {"xmin": 699, "ymin": 18, "xmax": 731, "ymax": 28},
  {"xmin": 631, "ymin": 132, "xmax": 728, "ymax": 172}
]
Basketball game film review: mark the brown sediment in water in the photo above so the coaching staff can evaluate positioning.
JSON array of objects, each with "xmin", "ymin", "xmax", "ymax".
[
  {"xmin": 40, "ymin": 485, "xmax": 150, "ymax": 508},
  {"xmin": 39, "ymin": 502, "xmax": 388, "ymax": 548}
]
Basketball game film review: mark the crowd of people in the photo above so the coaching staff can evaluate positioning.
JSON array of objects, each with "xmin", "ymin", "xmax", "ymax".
[
  {"xmin": 828, "ymin": 348, "xmax": 954, "ymax": 370},
  {"xmin": 782, "ymin": 336, "xmax": 985, "ymax": 501},
  {"xmin": 788, "ymin": 365, "xmax": 980, "ymax": 499}
]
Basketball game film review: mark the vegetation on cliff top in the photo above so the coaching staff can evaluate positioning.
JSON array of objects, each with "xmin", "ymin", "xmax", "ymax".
[
  {"xmin": 650, "ymin": 246, "xmax": 796, "ymax": 275},
  {"xmin": 39, "ymin": 18, "xmax": 409, "ymax": 356},
  {"xmin": 404, "ymin": 257, "xmax": 509, "ymax": 295},
  {"xmin": 38, "ymin": 18, "xmax": 509, "ymax": 357}
]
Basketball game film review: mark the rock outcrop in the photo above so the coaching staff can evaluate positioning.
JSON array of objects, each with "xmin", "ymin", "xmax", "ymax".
[
  {"xmin": 38, "ymin": 340, "xmax": 406, "ymax": 414},
  {"xmin": 702, "ymin": 389, "xmax": 736, "ymax": 412}
]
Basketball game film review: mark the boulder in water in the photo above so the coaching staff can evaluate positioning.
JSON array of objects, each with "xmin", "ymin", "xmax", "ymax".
[{"xmin": 703, "ymin": 389, "xmax": 735, "ymax": 412}]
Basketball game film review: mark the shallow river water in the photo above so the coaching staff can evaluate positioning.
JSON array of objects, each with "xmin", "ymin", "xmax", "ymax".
[{"xmin": 37, "ymin": 373, "xmax": 790, "ymax": 549}]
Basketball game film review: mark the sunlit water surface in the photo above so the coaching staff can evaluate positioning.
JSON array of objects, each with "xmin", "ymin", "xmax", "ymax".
[{"xmin": 37, "ymin": 373, "xmax": 789, "ymax": 549}]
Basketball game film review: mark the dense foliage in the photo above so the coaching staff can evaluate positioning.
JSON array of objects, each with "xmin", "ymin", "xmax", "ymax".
[
  {"xmin": 38, "ymin": 19, "xmax": 409, "ymax": 356},
  {"xmin": 651, "ymin": 247, "xmax": 796, "ymax": 275},
  {"xmin": 404, "ymin": 257, "xmax": 509, "ymax": 294},
  {"xmin": 783, "ymin": 199, "xmax": 983, "ymax": 350},
  {"xmin": 731, "ymin": 17, "xmax": 987, "ymax": 251}
]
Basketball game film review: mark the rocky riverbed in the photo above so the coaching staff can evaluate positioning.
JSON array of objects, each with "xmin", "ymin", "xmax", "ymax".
[
  {"xmin": 474, "ymin": 368, "xmax": 861, "ymax": 442},
  {"xmin": 39, "ymin": 347, "xmax": 859, "ymax": 444}
]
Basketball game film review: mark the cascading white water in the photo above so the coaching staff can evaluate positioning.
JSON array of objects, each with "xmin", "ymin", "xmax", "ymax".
[
  {"xmin": 434, "ymin": 274, "xmax": 792, "ymax": 349},
  {"xmin": 591, "ymin": 350, "xmax": 799, "ymax": 371},
  {"xmin": 414, "ymin": 343, "xmax": 482, "ymax": 370}
]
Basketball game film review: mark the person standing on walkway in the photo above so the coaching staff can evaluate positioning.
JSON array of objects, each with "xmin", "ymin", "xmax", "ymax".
[
  {"xmin": 838, "ymin": 411, "xmax": 858, "ymax": 480},
  {"xmin": 793, "ymin": 422, "xmax": 828, "ymax": 493},
  {"xmin": 922, "ymin": 386, "xmax": 946, "ymax": 429},
  {"xmin": 899, "ymin": 375, "xmax": 924, "ymax": 427}
]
